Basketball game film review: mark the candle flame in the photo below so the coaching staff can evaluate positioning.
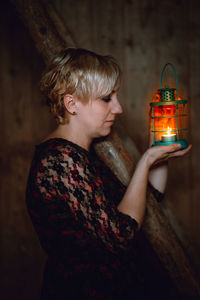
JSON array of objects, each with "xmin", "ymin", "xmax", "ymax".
[{"xmin": 167, "ymin": 127, "xmax": 172, "ymax": 136}]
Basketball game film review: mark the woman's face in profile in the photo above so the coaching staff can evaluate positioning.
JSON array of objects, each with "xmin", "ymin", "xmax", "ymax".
[{"xmin": 75, "ymin": 86, "xmax": 123, "ymax": 139}]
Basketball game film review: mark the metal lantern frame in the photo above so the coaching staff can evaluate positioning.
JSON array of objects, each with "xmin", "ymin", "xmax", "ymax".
[{"xmin": 150, "ymin": 63, "xmax": 188, "ymax": 149}]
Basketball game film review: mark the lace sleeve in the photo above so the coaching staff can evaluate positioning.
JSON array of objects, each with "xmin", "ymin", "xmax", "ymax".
[{"xmin": 34, "ymin": 146, "xmax": 138, "ymax": 254}]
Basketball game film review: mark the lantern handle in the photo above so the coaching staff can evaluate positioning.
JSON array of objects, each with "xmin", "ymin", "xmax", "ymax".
[{"xmin": 160, "ymin": 63, "xmax": 178, "ymax": 100}]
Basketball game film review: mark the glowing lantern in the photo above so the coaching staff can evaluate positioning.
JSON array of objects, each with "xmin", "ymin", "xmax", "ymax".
[{"xmin": 150, "ymin": 63, "xmax": 188, "ymax": 149}]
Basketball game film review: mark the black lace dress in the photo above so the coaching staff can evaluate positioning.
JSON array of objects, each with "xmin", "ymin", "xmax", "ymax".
[{"xmin": 26, "ymin": 138, "xmax": 162, "ymax": 300}]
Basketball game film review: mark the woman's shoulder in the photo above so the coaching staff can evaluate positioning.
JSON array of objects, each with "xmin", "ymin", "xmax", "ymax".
[{"xmin": 34, "ymin": 138, "xmax": 90, "ymax": 164}]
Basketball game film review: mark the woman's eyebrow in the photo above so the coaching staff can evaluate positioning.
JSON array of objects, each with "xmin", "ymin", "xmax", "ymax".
[{"xmin": 112, "ymin": 87, "xmax": 120, "ymax": 93}]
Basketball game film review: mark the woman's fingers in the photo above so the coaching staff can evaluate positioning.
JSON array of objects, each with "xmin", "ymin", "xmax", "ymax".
[
  {"xmin": 162, "ymin": 143, "xmax": 182, "ymax": 153},
  {"xmin": 168, "ymin": 144, "xmax": 192, "ymax": 158}
]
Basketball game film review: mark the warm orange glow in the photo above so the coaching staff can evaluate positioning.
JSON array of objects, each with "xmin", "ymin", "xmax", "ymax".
[{"xmin": 163, "ymin": 127, "xmax": 176, "ymax": 137}]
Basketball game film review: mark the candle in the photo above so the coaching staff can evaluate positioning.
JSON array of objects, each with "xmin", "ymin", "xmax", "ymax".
[{"xmin": 161, "ymin": 127, "xmax": 177, "ymax": 143}]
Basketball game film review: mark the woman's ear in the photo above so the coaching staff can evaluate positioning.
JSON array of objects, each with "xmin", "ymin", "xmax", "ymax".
[{"xmin": 63, "ymin": 94, "xmax": 77, "ymax": 115}]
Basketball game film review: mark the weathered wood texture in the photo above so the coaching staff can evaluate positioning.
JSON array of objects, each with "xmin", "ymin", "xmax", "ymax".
[
  {"xmin": 1, "ymin": 0, "xmax": 199, "ymax": 298},
  {"xmin": 9, "ymin": 1, "xmax": 74, "ymax": 64}
]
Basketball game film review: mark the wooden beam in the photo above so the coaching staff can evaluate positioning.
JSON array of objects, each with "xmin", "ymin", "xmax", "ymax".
[
  {"xmin": 10, "ymin": 0, "xmax": 200, "ymax": 297},
  {"xmin": 10, "ymin": 0, "xmax": 75, "ymax": 63}
]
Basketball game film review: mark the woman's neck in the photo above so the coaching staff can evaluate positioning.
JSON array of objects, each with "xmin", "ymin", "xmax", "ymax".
[{"xmin": 44, "ymin": 123, "xmax": 92, "ymax": 151}]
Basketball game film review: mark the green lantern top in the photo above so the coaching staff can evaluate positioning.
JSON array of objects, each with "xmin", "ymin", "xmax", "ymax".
[
  {"xmin": 159, "ymin": 63, "xmax": 178, "ymax": 102},
  {"xmin": 158, "ymin": 86, "xmax": 175, "ymax": 102},
  {"xmin": 149, "ymin": 63, "xmax": 186, "ymax": 107}
]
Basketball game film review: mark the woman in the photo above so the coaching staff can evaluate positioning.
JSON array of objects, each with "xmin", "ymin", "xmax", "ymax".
[{"xmin": 26, "ymin": 48, "xmax": 191, "ymax": 299}]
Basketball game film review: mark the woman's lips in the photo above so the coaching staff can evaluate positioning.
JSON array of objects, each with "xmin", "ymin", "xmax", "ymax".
[{"xmin": 106, "ymin": 120, "xmax": 114, "ymax": 124}]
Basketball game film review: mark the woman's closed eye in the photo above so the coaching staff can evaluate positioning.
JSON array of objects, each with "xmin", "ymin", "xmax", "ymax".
[{"xmin": 101, "ymin": 96, "xmax": 111, "ymax": 102}]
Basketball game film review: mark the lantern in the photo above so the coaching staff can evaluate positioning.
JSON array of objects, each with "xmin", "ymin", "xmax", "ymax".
[{"xmin": 150, "ymin": 63, "xmax": 188, "ymax": 149}]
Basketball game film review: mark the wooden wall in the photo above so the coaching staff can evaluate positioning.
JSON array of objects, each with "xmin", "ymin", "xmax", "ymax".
[{"xmin": 1, "ymin": 0, "xmax": 200, "ymax": 299}]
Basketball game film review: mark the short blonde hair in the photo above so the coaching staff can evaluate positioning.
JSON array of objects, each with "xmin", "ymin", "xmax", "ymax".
[{"xmin": 40, "ymin": 48, "xmax": 121, "ymax": 123}]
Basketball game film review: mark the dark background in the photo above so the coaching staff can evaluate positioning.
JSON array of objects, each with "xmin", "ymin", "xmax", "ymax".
[{"xmin": 1, "ymin": 0, "xmax": 200, "ymax": 299}]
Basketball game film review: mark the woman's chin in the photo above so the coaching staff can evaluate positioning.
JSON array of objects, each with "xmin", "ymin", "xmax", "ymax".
[{"xmin": 95, "ymin": 128, "xmax": 112, "ymax": 139}]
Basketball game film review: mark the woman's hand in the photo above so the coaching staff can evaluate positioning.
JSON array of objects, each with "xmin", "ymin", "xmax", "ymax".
[{"xmin": 145, "ymin": 144, "xmax": 192, "ymax": 168}]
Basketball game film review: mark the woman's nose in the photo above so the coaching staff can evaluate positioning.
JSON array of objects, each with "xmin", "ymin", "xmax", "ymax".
[{"xmin": 111, "ymin": 97, "xmax": 123, "ymax": 114}]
